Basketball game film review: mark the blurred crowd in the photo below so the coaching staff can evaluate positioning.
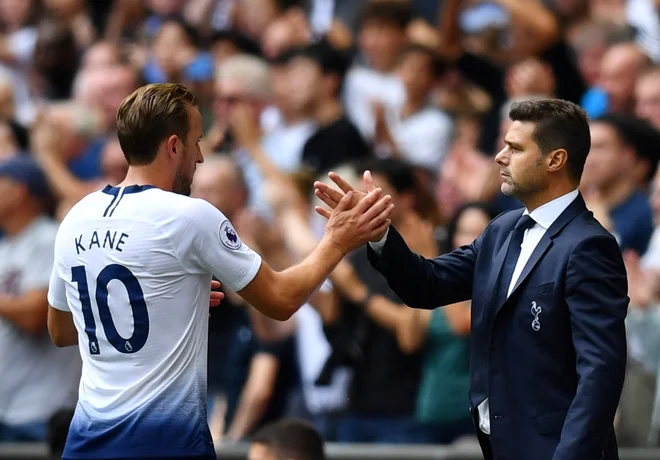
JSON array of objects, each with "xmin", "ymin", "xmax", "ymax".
[{"xmin": 3, "ymin": 0, "xmax": 660, "ymax": 453}]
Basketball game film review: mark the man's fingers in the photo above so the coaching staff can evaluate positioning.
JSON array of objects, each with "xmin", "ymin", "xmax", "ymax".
[
  {"xmin": 314, "ymin": 181, "xmax": 344, "ymax": 204},
  {"xmin": 335, "ymin": 191, "xmax": 353, "ymax": 212},
  {"xmin": 328, "ymin": 172, "xmax": 356, "ymax": 194},
  {"xmin": 354, "ymin": 188, "xmax": 383, "ymax": 214},
  {"xmin": 315, "ymin": 189, "xmax": 339, "ymax": 209},
  {"xmin": 360, "ymin": 194, "xmax": 392, "ymax": 224},
  {"xmin": 369, "ymin": 219, "xmax": 392, "ymax": 240},
  {"xmin": 315, "ymin": 206, "xmax": 332, "ymax": 220},
  {"xmin": 211, "ymin": 280, "xmax": 221, "ymax": 290},
  {"xmin": 367, "ymin": 204, "xmax": 395, "ymax": 232},
  {"xmin": 363, "ymin": 170, "xmax": 376, "ymax": 193}
]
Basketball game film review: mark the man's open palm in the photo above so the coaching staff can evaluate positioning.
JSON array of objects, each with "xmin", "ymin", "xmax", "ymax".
[{"xmin": 314, "ymin": 170, "xmax": 390, "ymax": 242}]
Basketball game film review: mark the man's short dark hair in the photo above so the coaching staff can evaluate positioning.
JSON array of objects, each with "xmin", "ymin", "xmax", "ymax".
[
  {"xmin": 251, "ymin": 418, "xmax": 325, "ymax": 460},
  {"xmin": 359, "ymin": 0, "xmax": 414, "ymax": 30},
  {"xmin": 399, "ymin": 43, "xmax": 448, "ymax": 78},
  {"xmin": 116, "ymin": 83, "xmax": 196, "ymax": 166},
  {"xmin": 361, "ymin": 157, "xmax": 417, "ymax": 195},
  {"xmin": 273, "ymin": 40, "xmax": 351, "ymax": 93},
  {"xmin": 509, "ymin": 99, "xmax": 591, "ymax": 183},
  {"xmin": 592, "ymin": 113, "xmax": 660, "ymax": 182}
]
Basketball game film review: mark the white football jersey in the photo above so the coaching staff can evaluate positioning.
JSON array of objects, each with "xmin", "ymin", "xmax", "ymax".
[{"xmin": 48, "ymin": 185, "xmax": 262, "ymax": 460}]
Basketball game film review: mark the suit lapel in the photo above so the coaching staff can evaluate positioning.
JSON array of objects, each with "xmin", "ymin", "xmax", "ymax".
[
  {"xmin": 507, "ymin": 236, "xmax": 553, "ymax": 299},
  {"xmin": 485, "ymin": 231, "xmax": 513, "ymax": 310},
  {"xmin": 491, "ymin": 193, "xmax": 588, "ymax": 316}
]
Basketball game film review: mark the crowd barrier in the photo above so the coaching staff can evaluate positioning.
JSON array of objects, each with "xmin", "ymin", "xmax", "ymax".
[{"xmin": 2, "ymin": 441, "xmax": 660, "ymax": 460}]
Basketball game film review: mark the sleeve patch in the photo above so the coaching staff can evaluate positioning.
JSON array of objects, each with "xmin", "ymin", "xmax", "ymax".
[{"xmin": 219, "ymin": 220, "xmax": 242, "ymax": 250}]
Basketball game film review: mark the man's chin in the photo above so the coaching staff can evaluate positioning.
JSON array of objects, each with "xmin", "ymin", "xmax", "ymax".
[{"xmin": 500, "ymin": 183, "xmax": 516, "ymax": 197}]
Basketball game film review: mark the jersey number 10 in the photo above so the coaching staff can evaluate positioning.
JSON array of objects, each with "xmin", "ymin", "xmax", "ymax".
[{"xmin": 71, "ymin": 264, "xmax": 150, "ymax": 355}]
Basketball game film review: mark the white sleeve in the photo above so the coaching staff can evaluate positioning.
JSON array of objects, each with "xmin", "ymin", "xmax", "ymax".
[
  {"xmin": 48, "ymin": 264, "xmax": 70, "ymax": 312},
  {"xmin": 182, "ymin": 199, "xmax": 262, "ymax": 292},
  {"xmin": 368, "ymin": 228, "xmax": 390, "ymax": 255}
]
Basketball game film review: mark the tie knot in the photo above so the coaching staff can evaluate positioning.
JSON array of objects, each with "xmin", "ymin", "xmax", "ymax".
[{"xmin": 515, "ymin": 214, "xmax": 536, "ymax": 232}]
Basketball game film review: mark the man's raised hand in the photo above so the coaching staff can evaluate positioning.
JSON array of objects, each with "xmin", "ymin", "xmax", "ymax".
[
  {"xmin": 315, "ymin": 170, "xmax": 393, "ymax": 250},
  {"xmin": 314, "ymin": 170, "xmax": 377, "ymax": 217}
]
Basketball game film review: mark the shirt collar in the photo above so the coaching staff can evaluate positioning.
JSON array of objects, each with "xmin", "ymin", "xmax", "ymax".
[{"xmin": 524, "ymin": 189, "xmax": 579, "ymax": 230}]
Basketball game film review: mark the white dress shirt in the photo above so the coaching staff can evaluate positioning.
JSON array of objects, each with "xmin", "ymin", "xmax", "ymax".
[{"xmin": 369, "ymin": 189, "xmax": 579, "ymax": 434}]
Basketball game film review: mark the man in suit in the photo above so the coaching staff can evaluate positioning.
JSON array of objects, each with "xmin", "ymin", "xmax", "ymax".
[{"xmin": 314, "ymin": 99, "xmax": 629, "ymax": 460}]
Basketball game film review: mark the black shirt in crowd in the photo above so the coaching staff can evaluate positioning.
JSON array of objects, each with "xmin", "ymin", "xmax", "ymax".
[{"xmin": 302, "ymin": 116, "xmax": 371, "ymax": 174}]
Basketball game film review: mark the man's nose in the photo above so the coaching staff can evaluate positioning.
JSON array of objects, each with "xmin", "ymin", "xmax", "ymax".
[{"xmin": 495, "ymin": 148, "xmax": 508, "ymax": 166}]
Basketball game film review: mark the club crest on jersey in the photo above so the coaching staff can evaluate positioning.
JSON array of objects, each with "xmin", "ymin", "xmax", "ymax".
[{"xmin": 220, "ymin": 220, "xmax": 241, "ymax": 250}]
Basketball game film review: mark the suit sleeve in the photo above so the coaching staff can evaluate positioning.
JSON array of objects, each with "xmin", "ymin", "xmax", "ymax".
[
  {"xmin": 553, "ymin": 234, "xmax": 628, "ymax": 460},
  {"xmin": 367, "ymin": 225, "xmax": 479, "ymax": 310}
]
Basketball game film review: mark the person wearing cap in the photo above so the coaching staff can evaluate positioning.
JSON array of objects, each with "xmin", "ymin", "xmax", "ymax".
[{"xmin": 0, "ymin": 155, "xmax": 81, "ymax": 442}]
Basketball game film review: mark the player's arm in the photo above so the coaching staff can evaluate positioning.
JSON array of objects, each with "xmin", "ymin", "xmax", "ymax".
[
  {"xmin": 48, "ymin": 307, "xmax": 77, "ymax": 347},
  {"xmin": 47, "ymin": 263, "xmax": 78, "ymax": 347},
  {"xmin": 187, "ymin": 188, "xmax": 392, "ymax": 321},
  {"xmin": 236, "ymin": 237, "xmax": 346, "ymax": 320}
]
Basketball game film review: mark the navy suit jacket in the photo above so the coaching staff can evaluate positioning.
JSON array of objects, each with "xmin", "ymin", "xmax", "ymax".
[{"xmin": 367, "ymin": 194, "xmax": 628, "ymax": 460}]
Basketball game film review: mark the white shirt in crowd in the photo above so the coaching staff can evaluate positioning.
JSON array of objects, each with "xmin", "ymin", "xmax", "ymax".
[
  {"xmin": 48, "ymin": 185, "xmax": 262, "ymax": 459},
  {"xmin": 385, "ymin": 104, "xmax": 454, "ymax": 172},
  {"xmin": 0, "ymin": 216, "xmax": 80, "ymax": 426},
  {"xmin": 343, "ymin": 66, "xmax": 406, "ymax": 141},
  {"xmin": 370, "ymin": 189, "xmax": 579, "ymax": 435}
]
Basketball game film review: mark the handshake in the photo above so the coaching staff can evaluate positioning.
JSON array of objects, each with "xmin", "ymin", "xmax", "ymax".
[{"xmin": 314, "ymin": 170, "xmax": 394, "ymax": 255}]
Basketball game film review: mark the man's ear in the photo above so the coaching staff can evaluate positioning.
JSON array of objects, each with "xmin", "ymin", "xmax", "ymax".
[
  {"xmin": 166, "ymin": 134, "xmax": 179, "ymax": 158},
  {"xmin": 546, "ymin": 148, "xmax": 568, "ymax": 173}
]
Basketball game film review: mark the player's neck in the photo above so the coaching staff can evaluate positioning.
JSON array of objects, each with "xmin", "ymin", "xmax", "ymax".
[{"xmin": 118, "ymin": 167, "xmax": 173, "ymax": 193}]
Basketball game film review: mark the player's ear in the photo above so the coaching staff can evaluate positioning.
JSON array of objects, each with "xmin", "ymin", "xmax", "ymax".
[{"xmin": 166, "ymin": 134, "xmax": 179, "ymax": 158}]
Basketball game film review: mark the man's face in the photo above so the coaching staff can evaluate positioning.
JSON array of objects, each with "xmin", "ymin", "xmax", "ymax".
[
  {"xmin": 396, "ymin": 51, "xmax": 435, "ymax": 99},
  {"xmin": 583, "ymin": 122, "xmax": 626, "ymax": 189},
  {"xmin": 214, "ymin": 79, "xmax": 261, "ymax": 124},
  {"xmin": 172, "ymin": 106, "xmax": 204, "ymax": 196},
  {"xmin": 191, "ymin": 159, "xmax": 244, "ymax": 219},
  {"xmin": 599, "ymin": 48, "xmax": 639, "ymax": 113},
  {"xmin": 358, "ymin": 20, "xmax": 406, "ymax": 73},
  {"xmin": 495, "ymin": 121, "xmax": 547, "ymax": 199},
  {"xmin": 0, "ymin": 177, "xmax": 24, "ymax": 219},
  {"xmin": 287, "ymin": 56, "xmax": 323, "ymax": 110},
  {"xmin": 248, "ymin": 442, "xmax": 280, "ymax": 460},
  {"xmin": 635, "ymin": 74, "xmax": 660, "ymax": 130}
]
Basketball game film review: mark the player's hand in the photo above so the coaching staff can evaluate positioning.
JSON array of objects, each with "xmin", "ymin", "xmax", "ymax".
[
  {"xmin": 314, "ymin": 170, "xmax": 391, "ymax": 244},
  {"xmin": 209, "ymin": 281, "xmax": 225, "ymax": 317},
  {"xmin": 316, "ymin": 170, "xmax": 394, "ymax": 254}
]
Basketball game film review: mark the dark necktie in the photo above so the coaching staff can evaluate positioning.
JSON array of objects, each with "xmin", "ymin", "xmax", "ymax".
[{"xmin": 498, "ymin": 214, "xmax": 536, "ymax": 302}]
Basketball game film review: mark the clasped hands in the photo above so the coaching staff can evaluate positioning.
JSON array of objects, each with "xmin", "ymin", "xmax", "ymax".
[{"xmin": 313, "ymin": 170, "xmax": 394, "ymax": 255}]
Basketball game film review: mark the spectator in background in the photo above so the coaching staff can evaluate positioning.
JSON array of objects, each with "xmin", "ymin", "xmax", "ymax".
[
  {"xmin": 31, "ymin": 18, "xmax": 80, "ymax": 101},
  {"xmin": 343, "ymin": 0, "xmax": 410, "ymax": 141},
  {"xmin": 0, "ymin": 156, "xmax": 80, "ymax": 442},
  {"xmin": 192, "ymin": 156, "xmax": 300, "ymax": 443},
  {"xmin": 325, "ymin": 158, "xmax": 426, "ymax": 444},
  {"xmin": 374, "ymin": 43, "xmax": 454, "ymax": 179},
  {"xmin": 249, "ymin": 418, "xmax": 326, "ymax": 460},
  {"xmin": 583, "ymin": 114, "xmax": 656, "ymax": 255},
  {"xmin": 635, "ymin": 65, "xmax": 660, "ymax": 129},
  {"xmin": 143, "ymin": 19, "xmax": 214, "ymax": 86},
  {"xmin": 287, "ymin": 41, "xmax": 371, "ymax": 176},
  {"xmin": 596, "ymin": 42, "xmax": 650, "ymax": 115}
]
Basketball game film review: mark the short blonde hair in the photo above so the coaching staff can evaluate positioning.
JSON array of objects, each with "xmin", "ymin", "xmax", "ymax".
[{"xmin": 116, "ymin": 83, "xmax": 196, "ymax": 166}]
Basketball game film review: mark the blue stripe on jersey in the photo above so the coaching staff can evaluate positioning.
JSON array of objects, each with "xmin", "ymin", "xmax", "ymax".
[
  {"xmin": 102, "ymin": 188, "xmax": 119, "ymax": 217},
  {"xmin": 62, "ymin": 386, "xmax": 214, "ymax": 459},
  {"xmin": 101, "ymin": 185, "xmax": 157, "ymax": 217}
]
